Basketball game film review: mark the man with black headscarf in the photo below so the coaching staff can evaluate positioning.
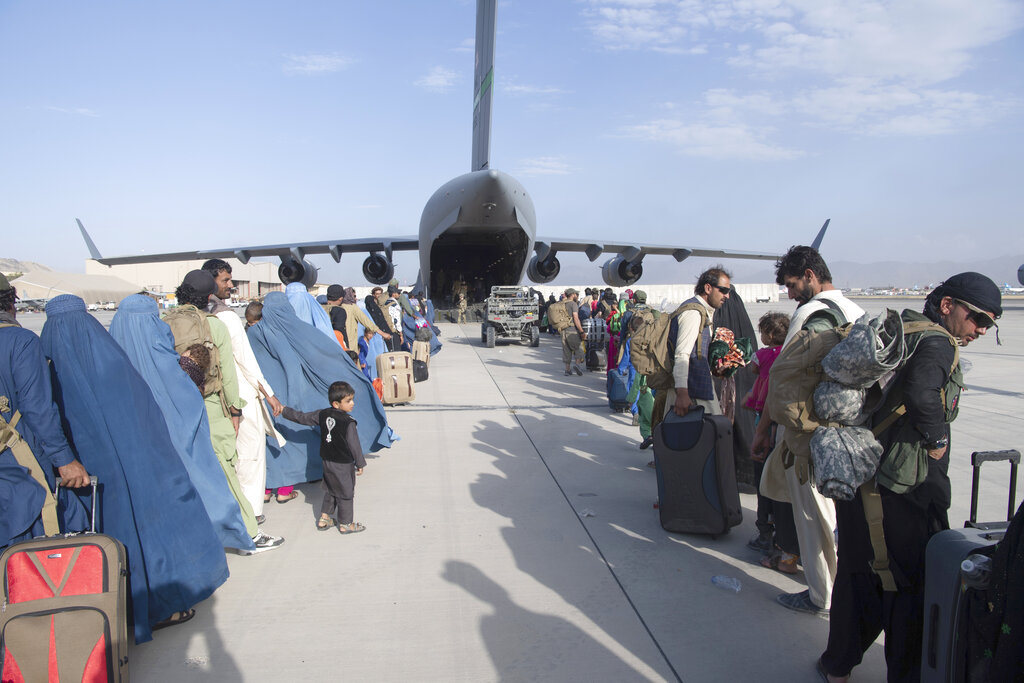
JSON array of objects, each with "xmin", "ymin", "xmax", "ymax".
[{"xmin": 818, "ymin": 272, "xmax": 1001, "ymax": 683}]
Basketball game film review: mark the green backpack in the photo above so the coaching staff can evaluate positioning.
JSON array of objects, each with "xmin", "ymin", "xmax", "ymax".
[
  {"xmin": 628, "ymin": 302, "xmax": 708, "ymax": 391},
  {"xmin": 546, "ymin": 300, "xmax": 571, "ymax": 332},
  {"xmin": 163, "ymin": 305, "xmax": 226, "ymax": 410}
]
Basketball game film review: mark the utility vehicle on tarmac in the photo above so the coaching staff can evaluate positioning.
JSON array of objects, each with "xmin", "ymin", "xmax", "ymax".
[{"xmin": 480, "ymin": 286, "xmax": 540, "ymax": 348}]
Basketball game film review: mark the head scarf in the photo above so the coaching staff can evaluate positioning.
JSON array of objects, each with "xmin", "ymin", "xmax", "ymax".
[
  {"xmin": 247, "ymin": 292, "xmax": 395, "ymax": 489},
  {"xmin": 343, "ymin": 287, "xmax": 358, "ymax": 305},
  {"xmin": 285, "ymin": 282, "xmax": 335, "ymax": 340},
  {"xmin": 42, "ymin": 295, "xmax": 228, "ymax": 643},
  {"xmin": 110, "ymin": 294, "xmax": 254, "ymax": 552}
]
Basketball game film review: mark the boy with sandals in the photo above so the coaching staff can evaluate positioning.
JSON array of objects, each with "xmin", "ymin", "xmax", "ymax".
[{"xmin": 280, "ymin": 381, "xmax": 367, "ymax": 535}]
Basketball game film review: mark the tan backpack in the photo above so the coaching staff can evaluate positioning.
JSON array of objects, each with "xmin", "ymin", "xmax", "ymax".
[
  {"xmin": 628, "ymin": 302, "xmax": 708, "ymax": 391},
  {"xmin": 546, "ymin": 300, "xmax": 571, "ymax": 332},
  {"xmin": 163, "ymin": 305, "xmax": 226, "ymax": 412}
]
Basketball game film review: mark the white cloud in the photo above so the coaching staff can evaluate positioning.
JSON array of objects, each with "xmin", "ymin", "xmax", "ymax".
[
  {"xmin": 44, "ymin": 106, "xmax": 99, "ymax": 117},
  {"xmin": 585, "ymin": 1, "xmax": 1024, "ymax": 141},
  {"xmin": 503, "ymin": 83, "xmax": 568, "ymax": 96},
  {"xmin": 282, "ymin": 53, "xmax": 353, "ymax": 75},
  {"xmin": 623, "ymin": 118, "xmax": 803, "ymax": 160},
  {"xmin": 453, "ymin": 38, "xmax": 475, "ymax": 53},
  {"xmin": 415, "ymin": 66, "xmax": 458, "ymax": 93},
  {"xmin": 517, "ymin": 156, "xmax": 576, "ymax": 176}
]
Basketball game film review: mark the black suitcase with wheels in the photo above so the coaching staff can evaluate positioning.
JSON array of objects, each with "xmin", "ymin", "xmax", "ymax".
[
  {"xmin": 920, "ymin": 449, "xmax": 1020, "ymax": 683},
  {"xmin": 652, "ymin": 408, "xmax": 742, "ymax": 536},
  {"xmin": 586, "ymin": 346, "xmax": 606, "ymax": 371}
]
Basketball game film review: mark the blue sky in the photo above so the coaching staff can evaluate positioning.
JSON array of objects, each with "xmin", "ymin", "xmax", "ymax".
[{"xmin": 2, "ymin": 0, "xmax": 1023, "ymax": 285}]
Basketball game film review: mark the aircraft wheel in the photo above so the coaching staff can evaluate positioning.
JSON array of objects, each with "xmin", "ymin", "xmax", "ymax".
[
  {"xmin": 529, "ymin": 325, "xmax": 540, "ymax": 347},
  {"xmin": 485, "ymin": 325, "xmax": 496, "ymax": 348}
]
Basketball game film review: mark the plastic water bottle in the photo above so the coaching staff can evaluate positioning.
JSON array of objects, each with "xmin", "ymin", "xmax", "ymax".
[
  {"xmin": 960, "ymin": 554, "xmax": 991, "ymax": 589},
  {"xmin": 711, "ymin": 575, "xmax": 741, "ymax": 593}
]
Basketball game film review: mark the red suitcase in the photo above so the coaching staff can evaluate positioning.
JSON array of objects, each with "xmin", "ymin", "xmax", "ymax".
[{"xmin": 1, "ymin": 477, "xmax": 129, "ymax": 682}]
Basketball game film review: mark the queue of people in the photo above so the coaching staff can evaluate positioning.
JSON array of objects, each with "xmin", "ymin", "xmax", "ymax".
[
  {"xmin": 556, "ymin": 249, "xmax": 1002, "ymax": 683},
  {"xmin": 0, "ymin": 264, "xmax": 440, "ymax": 644}
]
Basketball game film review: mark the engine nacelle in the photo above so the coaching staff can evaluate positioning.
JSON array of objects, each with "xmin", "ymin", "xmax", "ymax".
[
  {"xmin": 1018, "ymin": 263, "xmax": 1024, "ymax": 286},
  {"xmin": 601, "ymin": 255, "xmax": 643, "ymax": 287},
  {"xmin": 278, "ymin": 258, "xmax": 319, "ymax": 289},
  {"xmin": 362, "ymin": 253, "xmax": 395, "ymax": 285},
  {"xmin": 526, "ymin": 254, "xmax": 560, "ymax": 284}
]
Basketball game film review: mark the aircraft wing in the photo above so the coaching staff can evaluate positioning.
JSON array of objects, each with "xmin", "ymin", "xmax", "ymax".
[
  {"xmin": 89, "ymin": 235, "xmax": 420, "ymax": 266},
  {"xmin": 531, "ymin": 238, "xmax": 782, "ymax": 264}
]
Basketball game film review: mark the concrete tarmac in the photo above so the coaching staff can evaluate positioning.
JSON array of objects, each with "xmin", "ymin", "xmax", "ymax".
[{"xmin": 13, "ymin": 297, "xmax": 1023, "ymax": 682}]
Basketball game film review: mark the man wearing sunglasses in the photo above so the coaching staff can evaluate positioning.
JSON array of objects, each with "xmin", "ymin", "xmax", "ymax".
[
  {"xmin": 819, "ymin": 272, "xmax": 1001, "ymax": 683},
  {"xmin": 667, "ymin": 266, "xmax": 733, "ymax": 419}
]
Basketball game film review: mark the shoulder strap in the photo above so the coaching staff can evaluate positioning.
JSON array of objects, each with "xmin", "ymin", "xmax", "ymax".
[
  {"xmin": 860, "ymin": 481, "xmax": 898, "ymax": 592},
  {"xmin": 803, "ymin": 297, "xmax": 847, "ymax": 329},
  {"xmin": 0, "ymin": 411, "xmax": 61, "ymax": 535},
  {"xmin": 674, "ymin": 302, "xmax": 711, "ymax": 359}
]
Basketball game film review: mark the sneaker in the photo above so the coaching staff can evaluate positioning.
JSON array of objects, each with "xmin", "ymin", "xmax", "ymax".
[
  {"xmin": 631, "ymin": 414, "xmax": 640, "ymax": 427},
  {"xmin": 237, "ymin": 531, "xmax": 284, "ymax": 555},
  {"xmin": 747, "ymin": 531, "xmax": 773, "ymax": 553},
  {"xmin": 564, "ymin": 369, "xmax": 572, "ymax": 376},
  {"xmin": 639, "ymin": 435, "xmax": 654, "ymax": 450},
  {"xmin": 572, "ymin": 364, "xmax": 584, "ymax": 376},
  {"xmin": 776, "ymin": 590, "xmax": 828, "ymax": 617},
  {"xmin": 255, "ymin": 514, "xmax": 266, "ymax": 525}
]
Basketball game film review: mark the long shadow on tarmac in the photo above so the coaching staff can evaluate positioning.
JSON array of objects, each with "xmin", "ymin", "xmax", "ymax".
[{"xmin": 443, "ymin": 560, "xmax": 654, "ymax": 682}]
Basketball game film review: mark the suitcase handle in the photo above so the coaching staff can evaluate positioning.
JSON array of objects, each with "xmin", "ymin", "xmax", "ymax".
[
  {"xmin": 53, "ymin": 475, "xmax": 100, "ymax": 534},
  {"xmin": 969, "ymin": 450, "xmax": 1020, "ymax": 525}
]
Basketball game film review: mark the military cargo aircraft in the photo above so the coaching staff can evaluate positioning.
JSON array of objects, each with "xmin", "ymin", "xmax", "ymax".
[{"xmin": 78, "ymin": 0, "xmax": 824, "ymax": 298}]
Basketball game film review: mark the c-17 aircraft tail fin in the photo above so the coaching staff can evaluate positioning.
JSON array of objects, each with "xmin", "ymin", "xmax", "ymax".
[
  {"xmin": 77, "ymin": 218, "xmax": 104, "ymax": 260},
  {"xmin": 471, "ymin": 0, "xmax": 496, "ymax": 172},
  {"xmin": 810, "ymin": 218, "xmax": 830, "ymax": 251}
]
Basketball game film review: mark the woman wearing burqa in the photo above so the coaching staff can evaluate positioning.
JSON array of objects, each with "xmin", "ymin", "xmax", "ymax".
[
  {"xmin": 41, "ymin": 295, "xmax": 228, "ymax": 643},
  {"xmin": 247, "ymin": 292, "xmax": 395, "ymax": 492},
  {"xmin": 110, "ymin": 294, "xmax": 254, "ymax": 552}
]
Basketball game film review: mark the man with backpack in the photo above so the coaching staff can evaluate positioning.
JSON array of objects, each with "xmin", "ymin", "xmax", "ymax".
[
  {"xmin": 817, "ymin": 272, "xmax": 1001, "ymax": 683},
  {"xmin": 751, "ymin": 246, "xmax": 864, "ymax": 617},
  {"xmin": 548, "ymin": 288, "xmax": 585, "ymax": 376},
  {"xmin": 166, "ymin": 270, "xmax": 283, "ymax": 554},
  {"xmin": 667, "ymin": 267, "xmax": 733, "ymax": 418}
]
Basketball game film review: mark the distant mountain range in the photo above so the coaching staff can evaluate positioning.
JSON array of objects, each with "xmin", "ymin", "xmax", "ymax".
[
  {"xmin": 548, "ymin": 253, "xmax": 1024, "ymax": 290},
  {"xmin": 4, "ymin": 253, "xmax": 1022, "ymax": 290},
  {"xmin": 0, "ymin": 258, "xmax": 52, "ymax": 275}
]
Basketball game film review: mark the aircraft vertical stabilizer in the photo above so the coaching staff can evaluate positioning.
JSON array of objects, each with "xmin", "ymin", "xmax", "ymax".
[{"xmin": 471, "ymin": 0, "xmax": 496, "ymax": 172}]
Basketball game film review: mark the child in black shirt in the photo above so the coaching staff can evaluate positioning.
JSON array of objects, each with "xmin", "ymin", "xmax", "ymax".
[{"xmin": 281, "ymin": 381, "xmax": 366, "ymax": 534}]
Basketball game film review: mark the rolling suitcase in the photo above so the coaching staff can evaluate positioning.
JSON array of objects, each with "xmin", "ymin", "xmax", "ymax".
[
  {"xmin": 586, "ymin": 346, "xmax": 606, "ymax": 371},
  {"xmin": 920, "ymin": 449, "xmax": 1020, "ymax": 683},
  {"xmin": 606, "ymin": 369, "xmax": 630, "ymax": 412},
  {"xmin": 652, "ymin": 408, "xmax": 742, "ymax": 536},
  {"xmin": 376, "ymin": 352, "xmax": 415, "ymax": 405},
  {"xmin": 1, "ymin": 476, "xmax": 129, "ymax": 683}
]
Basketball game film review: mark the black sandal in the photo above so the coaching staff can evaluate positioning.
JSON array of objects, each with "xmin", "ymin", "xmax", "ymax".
[{"xmin": 153, "ymin": 608, "xmax": 196, "ymax": 631}]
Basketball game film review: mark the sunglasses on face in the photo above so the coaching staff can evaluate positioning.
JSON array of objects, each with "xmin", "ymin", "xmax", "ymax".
[
  {"xmin": 713, "ymin": 285, "xmax": 731, "ymax": 295},
  {"xmin": 955, "ymin": 300, "xmax": 994, "ymax": 329}
]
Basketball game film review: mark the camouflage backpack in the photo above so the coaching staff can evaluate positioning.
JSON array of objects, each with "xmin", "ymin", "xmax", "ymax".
[
  {"xmin": 628, "ymin": 302, "xmax": 708, "ymax": 391},
  {"xmin": 163, "ymin": 305, "xmax": 226, "ymax": 411},
  {"xmin": 764, "ymin": 299, "xmax": 850, "ymax": 482}
]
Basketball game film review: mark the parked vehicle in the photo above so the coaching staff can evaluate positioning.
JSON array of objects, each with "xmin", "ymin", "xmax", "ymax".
[{"xmin": 480, "ymin": 286, "xmax": 540, "ymax": 348}]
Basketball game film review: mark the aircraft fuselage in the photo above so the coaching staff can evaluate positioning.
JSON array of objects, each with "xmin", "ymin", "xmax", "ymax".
[{"xmin": 418, "ymin": 168, "xmax": 536, "ymax": 300}]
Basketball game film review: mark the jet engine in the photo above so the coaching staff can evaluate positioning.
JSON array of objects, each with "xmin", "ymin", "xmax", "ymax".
[
  {"xmin": 601, "ymin": 255, "xmax": 643, "ymax": 287},
  {"xmin": 1018, "ymin": 263, "xmax": 1023, "ymax": 286},
  {"xmin": 278, "ymin": 258, "xmax": 319, "ymax": 289},
  {"xmin": 526, "ymin": 254, "xmax": 560, "ymax": 284},
  {"xmin": 362, "ymin": 253, "xmax": 395, "ymax": 285}
]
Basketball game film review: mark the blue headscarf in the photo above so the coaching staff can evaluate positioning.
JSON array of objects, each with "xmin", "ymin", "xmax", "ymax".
[
  {"xmin": 247, "ymin": 292, "xmax": 394, "ymax": 489},
  {"xmin": 110, "ymin": 295, "xmax": 254, "ymax": 552},
  {"xmin": 356, "ymin": 302, "xmax": 387, "ymax": 380},
  {"xmin": 41, "ymin": 295, "xmax": 228, "ymax": 644},
  {"xmin": 285, "ymin": 282, "xmax": 334, "ymax": 340}
]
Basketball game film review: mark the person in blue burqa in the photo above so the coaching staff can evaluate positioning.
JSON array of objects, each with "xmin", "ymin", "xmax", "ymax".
[
  {"xmin": 285, "ymin": 281, "xmax": 334, "ymax": 341},
  {"xmin": 110, "ymin": 294, "xmax": 255, "ymax": 553},
  {"xmin": 40, "ymin": 294, "xmax": 228, "ymax": 643},
  {"xmin": 247, "ymin": 292, "xmax": 395, "ymax": 493},
  {"xmin": 401, "ymin": 291, "xmax": 442, "ymax": 357},
  {"xmin": 0, "ymin": 275, "xmax": 90, "ymax": 550}
]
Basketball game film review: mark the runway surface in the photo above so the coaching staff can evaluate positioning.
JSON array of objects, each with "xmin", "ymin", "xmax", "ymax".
[{"xmin": 13, "ymin": 297, "xmax": 1023, "ymax": 682}]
